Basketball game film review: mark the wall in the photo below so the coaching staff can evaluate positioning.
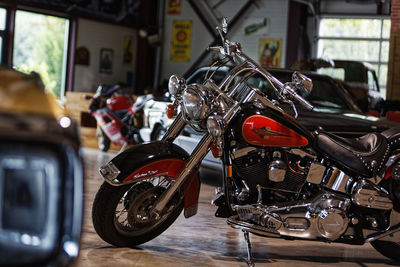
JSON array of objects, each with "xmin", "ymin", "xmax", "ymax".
[
  {"xmin": 160, "ymin": 0, "xmax": 289, "ymax": 81},
  {"xmin": 73, "ymin": 18, "xmax": 137, "ymax": 93}
]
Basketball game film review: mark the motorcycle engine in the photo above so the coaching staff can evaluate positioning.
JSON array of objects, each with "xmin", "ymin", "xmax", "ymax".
[
  {"xmin": 229, "ymin": 145, "xmax": 353, "ymax": 242},
  {"xmin": 231, "ymin": 146, "xmax": 312, "ymax": 204}
]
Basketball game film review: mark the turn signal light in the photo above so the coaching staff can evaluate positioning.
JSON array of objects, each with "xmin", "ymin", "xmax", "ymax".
[
  {"xmin": 211, "ymin": 143, "xmax": 222, "ymax": 158},
  {"xmin": 226, "ymin": 165, "xmax": 233, "ymax": 178},
  {"xmin": 167, "ymin": 104, "xmax": 176, "ymax": 119}
]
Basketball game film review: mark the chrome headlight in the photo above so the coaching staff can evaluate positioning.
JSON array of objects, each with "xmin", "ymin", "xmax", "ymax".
[
  {"xmin": 182, "ymin": 84, "xmax": 214, "ymax": 121},
  {"xmin": 207, "ymin": 115, "xmax": 225, "ymax": 138},
  {"xmin": 168, "ymin": 75, "xmax": 186, "ymax": 97}
]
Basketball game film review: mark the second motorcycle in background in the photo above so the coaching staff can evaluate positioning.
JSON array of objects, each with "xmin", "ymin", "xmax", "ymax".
[{"xmin": 89, "ymin": 83, "xmax": 152, "ymax": 151}]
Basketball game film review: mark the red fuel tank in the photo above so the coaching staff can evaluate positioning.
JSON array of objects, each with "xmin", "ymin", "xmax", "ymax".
[
  {"xmin": 242, "ymin": 115, "xmax": 308, "ymax": 147},
  {"xmin": 106, "ymin": 95, "xmax": 133, "ymax": 111}
]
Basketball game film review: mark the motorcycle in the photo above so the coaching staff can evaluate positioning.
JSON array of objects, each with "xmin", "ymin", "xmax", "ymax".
[
  {"xmin": 89, "ymin": 84, "xmax": 149, "ymax": 151},
  {"xmin": 92, "ymin": 18, "xmax": 400, "ymax": 266}
]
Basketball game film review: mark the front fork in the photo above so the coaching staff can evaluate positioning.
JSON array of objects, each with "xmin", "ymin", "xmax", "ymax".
[{"xmin": 151, "ymin": 113, "xmax": 213, "ymax": 218}]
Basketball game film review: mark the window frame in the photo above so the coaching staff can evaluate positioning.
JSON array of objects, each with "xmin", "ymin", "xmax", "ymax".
[
  {"xmin": 0, "ymin": 3, "xmax": 76, "ymax": 97},
  {"xmin": 315, "ymin": 15, "xmax": 390, "ymax": 93}
]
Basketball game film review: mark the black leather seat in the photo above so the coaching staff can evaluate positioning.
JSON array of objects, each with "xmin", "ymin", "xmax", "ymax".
[
  {"xmin": 315, "ymin": 131, "xmax": 390, "ymax": 177},
  {"xmin": 381, "ymin": 126, "xmax": 400, "ymax": 150}
]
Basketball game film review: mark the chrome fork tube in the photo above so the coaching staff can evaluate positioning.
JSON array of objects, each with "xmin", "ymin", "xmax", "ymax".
[
  {"xmin": 162, "ymin": 112, "xmax": 186, "ymax": 143},
  {"xmin": 152, "ymin": 133, "xmax": 214, "ymax": 216}
]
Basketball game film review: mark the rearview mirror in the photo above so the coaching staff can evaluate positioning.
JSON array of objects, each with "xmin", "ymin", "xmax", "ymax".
[
  {"xmin": 292, "ymin": 71, "xmax": 313, "ymax": 93},
  {"xmin": 221, "ymin": 17, "xmax": 228, "ymax": 34}
]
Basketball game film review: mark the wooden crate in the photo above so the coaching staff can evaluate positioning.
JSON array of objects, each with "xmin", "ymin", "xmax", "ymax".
[{"xmin": 65, "ymin": 91, "xmax": 121, "ymax": 151}]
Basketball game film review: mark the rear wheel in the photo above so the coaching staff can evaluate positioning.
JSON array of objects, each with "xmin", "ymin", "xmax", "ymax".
[
  {"xmin": 92, "ymin": 176, "xmax": 183, "ymax": 247},
  {"xmin": 97, "ymin": 127, "xmax": 111, "ymax": 152}
]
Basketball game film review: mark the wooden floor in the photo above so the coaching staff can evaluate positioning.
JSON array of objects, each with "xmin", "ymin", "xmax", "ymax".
[{"xmin": 76, "ymin": 148, "xmax": 398, "ymax": 267}]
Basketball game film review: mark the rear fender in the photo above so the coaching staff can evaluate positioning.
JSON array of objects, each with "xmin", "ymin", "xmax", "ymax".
[
  {"xmin": 384, "ymin": 153, "xmax": 400, "ymax": 180},
  {"xmin": 101, "ymin": 141, "xmax": 200, "ymax": 218}
]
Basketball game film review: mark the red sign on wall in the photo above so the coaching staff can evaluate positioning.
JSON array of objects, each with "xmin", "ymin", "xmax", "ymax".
[{"xmin": 168, "ymin": 0, "xmax": 181, "ymax": 15}]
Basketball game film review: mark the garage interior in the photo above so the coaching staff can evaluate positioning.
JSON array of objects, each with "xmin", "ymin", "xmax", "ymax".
[{"xmin": 1, "ymin": 0, "xmax": 400, "ymax": 266}]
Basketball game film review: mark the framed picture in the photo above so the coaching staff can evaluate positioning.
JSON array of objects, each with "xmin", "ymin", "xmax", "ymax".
[
  {"xmin": 258, "ymin": 38, "xmax": 282, "ymax": 67},
  {"xmin": 99, "ymin": 48, "xmax": 113, "ymax": 74},
  {"xmin": 75, "ymin": 46, "xmax": 90, "ymax": 65}
]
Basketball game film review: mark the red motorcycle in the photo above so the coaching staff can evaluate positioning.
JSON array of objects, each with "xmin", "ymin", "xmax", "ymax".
[{"xmin": 89, "ymin": 84, "xmax": 147, "ymax": 151}]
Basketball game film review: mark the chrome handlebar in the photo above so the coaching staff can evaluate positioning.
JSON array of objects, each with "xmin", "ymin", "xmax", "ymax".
[{"xmin": 208, "ymin": 27, "xmax": 314, "ymax": 112}]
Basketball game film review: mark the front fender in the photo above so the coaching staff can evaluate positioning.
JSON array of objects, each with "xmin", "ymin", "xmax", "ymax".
[{"xmin": 100, "ymin": 141, "xmax": 200, "ymax": 218}]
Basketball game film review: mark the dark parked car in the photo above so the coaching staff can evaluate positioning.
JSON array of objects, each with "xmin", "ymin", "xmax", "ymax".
[
  {"xmin": 142, "ymin": 66, "xmax": 399, "ymax": 173},
  {"xmin": 296, "ymin": 59, "xmax": 389, "ymax": 113}
]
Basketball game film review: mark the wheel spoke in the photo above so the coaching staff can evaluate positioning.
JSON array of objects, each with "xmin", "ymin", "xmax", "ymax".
[{"xmin": 113, "ymin": 177, "xmax": 178, "ymax": 236}]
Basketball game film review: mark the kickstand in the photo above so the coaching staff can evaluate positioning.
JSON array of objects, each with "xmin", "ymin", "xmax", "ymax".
[{"xmin": 243, "ymin": 230, "xmax": 255, "ymax": 267}]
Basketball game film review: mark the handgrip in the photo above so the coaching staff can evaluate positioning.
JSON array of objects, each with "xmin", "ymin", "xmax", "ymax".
[
  {"xmin": 292, "ymin": 92, "xmax": 314, "ymax": 111},
  {"xmin": 284, "ymin": 85, "xmax": 314, "ymax": 111}
]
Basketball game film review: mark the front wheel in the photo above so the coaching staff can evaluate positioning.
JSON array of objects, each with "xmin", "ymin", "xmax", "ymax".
[{"xmin": 92, "ymin": 178, "xmax": 183, "ymax": 247}]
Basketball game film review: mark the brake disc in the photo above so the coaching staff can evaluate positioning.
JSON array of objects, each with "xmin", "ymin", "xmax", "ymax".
[{"xmin": 127, "ymin": 186, "xmax": 165, "ymax": 228}]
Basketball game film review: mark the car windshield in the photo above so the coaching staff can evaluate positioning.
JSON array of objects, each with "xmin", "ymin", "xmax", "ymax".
[
  {"xmin": 244, "ymin": 71, "xmax": 352, "ymax": 110},
  {"xmin": 188, "ymin": 68, "xmax": 228, "ymax": 84},
  {"xmin": 186, "ymin": 67, "xmax": 352, "ymax": 110}
]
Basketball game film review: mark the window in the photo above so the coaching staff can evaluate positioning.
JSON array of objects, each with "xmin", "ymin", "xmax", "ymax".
[
  {"xmin": 0, "ymin": 8, "xmax": 7, "ymax": 64},
  {"xmin": 317, "ymin": 18, "xmax": 390, "ymax": 97},
  {"xmin": 12, "ymin": 10, "xmax": 70, "ymax": 99}
]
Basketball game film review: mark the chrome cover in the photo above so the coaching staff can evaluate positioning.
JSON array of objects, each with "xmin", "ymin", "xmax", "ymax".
[
  {"xmin": 323, "ymin": 168, "xmax": 351, "ymax": 193},
  {"xmin": 230, "ymin": 191, "xmax": 350, "ymax": 241},
  {"xmin": 351, "ymin": 179, "xmax": 393, "ymax": 210},
  {"xmin": 306, "ymin": 162, "xmax": 326, "ymax": 184},
  {"xmin": 231, "ymin": 147, "xmax": 257, "ymax": 160},
  {"xmin": 268, "ymin": 159, "xmax": 287, "ymax": 182}
]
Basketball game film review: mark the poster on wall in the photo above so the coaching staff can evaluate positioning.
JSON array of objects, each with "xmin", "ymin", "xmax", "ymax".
[
  {"xmin": 170, "ymin": 20, "xmax": 192, "ymax": 62},
  {"xmin": 123, "ymin": 36, "xmax": 134, "ymax": 65},
  {"xmin": 100, "ymin": 48, "xmax": 113, "ymax": 74},
  {"xmin": 259, "ymin": 38, "xmax": 282, "ymax": 67},
  {"xmin": 168, "ymin": 0, "xmax": 181, "ymax": 15}
]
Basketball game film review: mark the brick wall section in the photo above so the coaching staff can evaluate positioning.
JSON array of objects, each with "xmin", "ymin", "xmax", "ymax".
[{"xmin": 387, "ymin": 0, "xmax": 400, "ymax": 100}]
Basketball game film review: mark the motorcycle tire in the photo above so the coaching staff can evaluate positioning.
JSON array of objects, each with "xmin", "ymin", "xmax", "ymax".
[
  {"xmin": 97, "ymin": 128, "xmax": 111, "ymax": 152},
  {"xmin": 92, "ymin": 181, "xmax": 183, "ymax": 247},
  {"xmin": 371, "ymin": 240, "xmax": 400, "ymax": 262}
]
